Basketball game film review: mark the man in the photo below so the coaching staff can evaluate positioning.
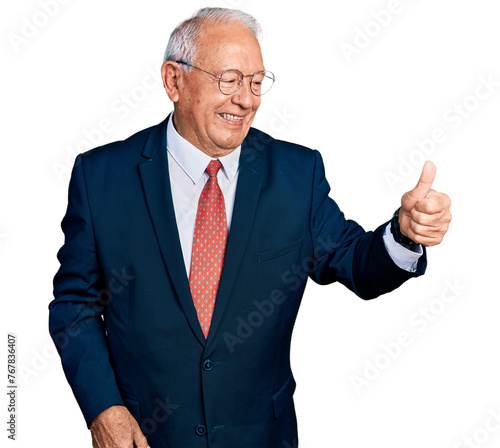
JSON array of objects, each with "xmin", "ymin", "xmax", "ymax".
[{"xmin": 49, "ymin": 7, "xmax": 451, "ymax": 448}]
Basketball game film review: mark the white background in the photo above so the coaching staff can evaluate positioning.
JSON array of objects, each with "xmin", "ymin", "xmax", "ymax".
[{"xmin": 2, "ymin": 0, "xmax": 499, "ymax": 447}]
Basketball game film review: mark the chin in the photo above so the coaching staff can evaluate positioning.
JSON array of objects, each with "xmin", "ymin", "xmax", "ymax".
[{"xmin": 214, "ymin": 134, "xmax": 246, "ymax": 151}]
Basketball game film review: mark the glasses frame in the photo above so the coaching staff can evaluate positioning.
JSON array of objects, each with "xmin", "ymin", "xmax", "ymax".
[{"xmin": 175, "ymin": 61, "xmax": 275, "ymax": 96}]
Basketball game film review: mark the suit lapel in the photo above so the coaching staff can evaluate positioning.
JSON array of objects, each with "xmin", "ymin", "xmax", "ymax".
[
  {"xmin": 138, "ymin": 118, "xmax": 207, "ymax": 347},
  {"xmin": 138, "ymin": 121, "xmax": 266, "ymax": 347},
  {"xmin": 207, "ymin": 135, "xmax": 264, "ymax": 345}
]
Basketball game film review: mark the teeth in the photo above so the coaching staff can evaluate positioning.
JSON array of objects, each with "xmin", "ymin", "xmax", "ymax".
[{"xmin": 220, "ymin": 113, "xmax": 243, "ymax": 122}]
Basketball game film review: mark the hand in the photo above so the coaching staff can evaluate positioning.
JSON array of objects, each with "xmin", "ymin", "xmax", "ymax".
[
  {"xmin": 90, "ymin": 405, "xmax": 149, "ymax": 448},
  {"xmin": 399, "ymin": 161, "xmax": 452, "ymax": 247}
]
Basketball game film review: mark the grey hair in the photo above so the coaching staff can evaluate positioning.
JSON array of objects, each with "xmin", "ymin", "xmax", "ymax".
[{"xmin": 163, "ymin": 7, "xmax": 262, "ymax": 69}]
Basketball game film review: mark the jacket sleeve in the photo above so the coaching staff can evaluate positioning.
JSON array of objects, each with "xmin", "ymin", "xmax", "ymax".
[
  {"xmin": 308, "ymin": 150, "xmax": 427, "ymax": 299},
  {"xmin": 49, "ymin": 155, "xmax": 124, "ymax": 427}
]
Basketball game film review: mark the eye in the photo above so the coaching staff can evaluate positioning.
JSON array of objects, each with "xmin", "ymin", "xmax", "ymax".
[{"xmin": 220, "ymin": 70, "xmax": 242, "ymax": 84}]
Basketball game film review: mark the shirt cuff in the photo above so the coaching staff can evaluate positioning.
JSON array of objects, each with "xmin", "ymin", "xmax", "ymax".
[{"xmin": 382, "ymin": 223, "xmax": 423, "ymax": 272}]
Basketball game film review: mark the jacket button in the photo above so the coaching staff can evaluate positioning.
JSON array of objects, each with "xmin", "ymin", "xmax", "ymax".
[
  {"xmin": 195, "ymin": 424, "xmax": 206, "ymax": 436},
  {"xmin": 203, "ymin": 359, "xmax": 213, "ymax": 371}
]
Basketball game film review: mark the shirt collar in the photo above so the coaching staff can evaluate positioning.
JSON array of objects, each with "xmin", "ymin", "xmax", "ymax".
[{"xmin": 166, "ymin": 113, "xmax": 241, "ymax": 184}]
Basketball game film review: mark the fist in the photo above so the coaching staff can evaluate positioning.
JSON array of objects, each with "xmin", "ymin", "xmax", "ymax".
[
  {"xmin": 399, "ymin": 161, "xmax": 452, "ymax": 247},
  {"xmin": 90, "ymin": 405, "xmax": 149, "ymax": 448}
]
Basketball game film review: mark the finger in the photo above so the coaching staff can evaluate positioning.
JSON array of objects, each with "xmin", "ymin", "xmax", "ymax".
[
  {"xmin": 130, "ymin": 418, "xmax": 149, "ymax": 448},
  {"xmin": 404, "ymin": 227, "xmax": 444, "ymax": 247},
  {"xmin": 414, "ymin": 194, "xmax": 445, "ymax": 215},
  {"xmin": 411, "ymin": 203, "xmax": 452, "ymax": 227},
  {"xmin": 410, "ymin": 161, "xmax": 436, "ymax": 200},
  {"xmin": 409, "ymin": 207, "xmax": 438, "ymax": 226},
  {"xmin": 429, "ymin": 191, "xmax": 452, "ymax": 210},
  {"xmin": 408, "ymin": 212, "xmax": 450, "ymax": 240},
  {"xmin": 409, "ymin": 219, "xmax": 448, "ymax": 239}
]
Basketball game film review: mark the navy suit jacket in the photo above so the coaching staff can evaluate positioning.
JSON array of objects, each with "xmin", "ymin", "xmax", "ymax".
[{"xmin": 49, "ymin": 117, "xmax": 426, "ymax": 447}]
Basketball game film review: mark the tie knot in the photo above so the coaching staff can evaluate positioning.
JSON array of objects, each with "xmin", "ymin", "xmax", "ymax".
[{"xmin": 206, "ymin": 160, "xmax": 222, "ymax": 178}]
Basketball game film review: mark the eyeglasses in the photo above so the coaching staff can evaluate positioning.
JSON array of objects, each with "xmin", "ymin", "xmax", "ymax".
[{"xmin": 176, "ymin": 61, "xmax": 275, "ymax": 96}]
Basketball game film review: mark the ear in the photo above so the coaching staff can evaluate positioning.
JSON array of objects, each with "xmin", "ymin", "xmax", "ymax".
[{"xmin": 161, "ymin": 61, "xmax": 182, "ymax": 102}]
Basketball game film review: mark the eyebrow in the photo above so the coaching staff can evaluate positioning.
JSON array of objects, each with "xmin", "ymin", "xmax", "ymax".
[{"xmin": 218, "ymin": 66, "xmax": 267, "ymax": 73}]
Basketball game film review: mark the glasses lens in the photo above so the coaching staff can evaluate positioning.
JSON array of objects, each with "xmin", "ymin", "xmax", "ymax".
[
  {"xmin": 219, "ymin": 70, "xmax": 243, "ymax": 94},
  {"xmin": 251, "ymin": 71, "xmax": 275, "ymax": 96}
]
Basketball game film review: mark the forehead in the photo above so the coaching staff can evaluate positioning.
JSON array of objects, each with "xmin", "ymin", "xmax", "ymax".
[{"xmin": 195, "ymin": 20, "xmax": 264, "ymax": 71}]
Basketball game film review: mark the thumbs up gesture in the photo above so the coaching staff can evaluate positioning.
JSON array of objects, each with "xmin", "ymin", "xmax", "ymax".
[{"xmin": 399, "ymin": 161, "xmax": 452, "ymax": 247}]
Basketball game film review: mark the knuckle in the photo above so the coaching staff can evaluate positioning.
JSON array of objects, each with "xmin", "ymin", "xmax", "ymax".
[
  {"xmin": 409, "ymin": 208, "xmax": 420, "ymax": 220},
  {"xmin": 409, "ymin": 221, "xmax": 424, "ymax": 235}
]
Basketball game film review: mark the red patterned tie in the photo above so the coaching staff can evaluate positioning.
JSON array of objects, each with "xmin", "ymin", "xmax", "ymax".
[{"xmin": 189, "ymin": 160, "xmax": 228, "ymax": 338}]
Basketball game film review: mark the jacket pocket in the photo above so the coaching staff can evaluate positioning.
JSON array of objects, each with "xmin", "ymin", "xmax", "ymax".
[
  {"xmin": 272, "ymin": 373, "xmax": 296, "ymax": 419},
  {"xmin": 258, "ymin": 239, "xmax": 302, "ymax": 263}
]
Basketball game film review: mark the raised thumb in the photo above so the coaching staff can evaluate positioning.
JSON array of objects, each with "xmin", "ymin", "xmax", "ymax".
[{"xmin": 410, "ymin": 161, "xmax": 436, "ymax": 199}]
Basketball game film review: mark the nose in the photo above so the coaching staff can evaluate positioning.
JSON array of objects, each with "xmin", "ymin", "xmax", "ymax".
[{"xmin": 231, "ymin": 76, "xmax": 258, "ymax": 109}]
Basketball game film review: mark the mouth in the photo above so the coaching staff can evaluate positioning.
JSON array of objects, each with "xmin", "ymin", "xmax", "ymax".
[{"xmin": 218, "ymin": 113, "xmax": 244, "ymax": 124}]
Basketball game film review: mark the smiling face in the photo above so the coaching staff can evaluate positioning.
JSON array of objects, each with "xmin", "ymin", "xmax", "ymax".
[{"xmin": 162, "ymin": 20, "xmax": 264, "ymax": 157}]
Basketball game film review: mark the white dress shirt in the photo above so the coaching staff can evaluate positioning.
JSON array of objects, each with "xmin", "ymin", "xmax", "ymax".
[
  {"xmin": 166, "ymin": 115, "xmax": 240, "ymax": 276},
  {"xmin": 166, "ymin": 115, "xmax": 422, "ymax": 277}
]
